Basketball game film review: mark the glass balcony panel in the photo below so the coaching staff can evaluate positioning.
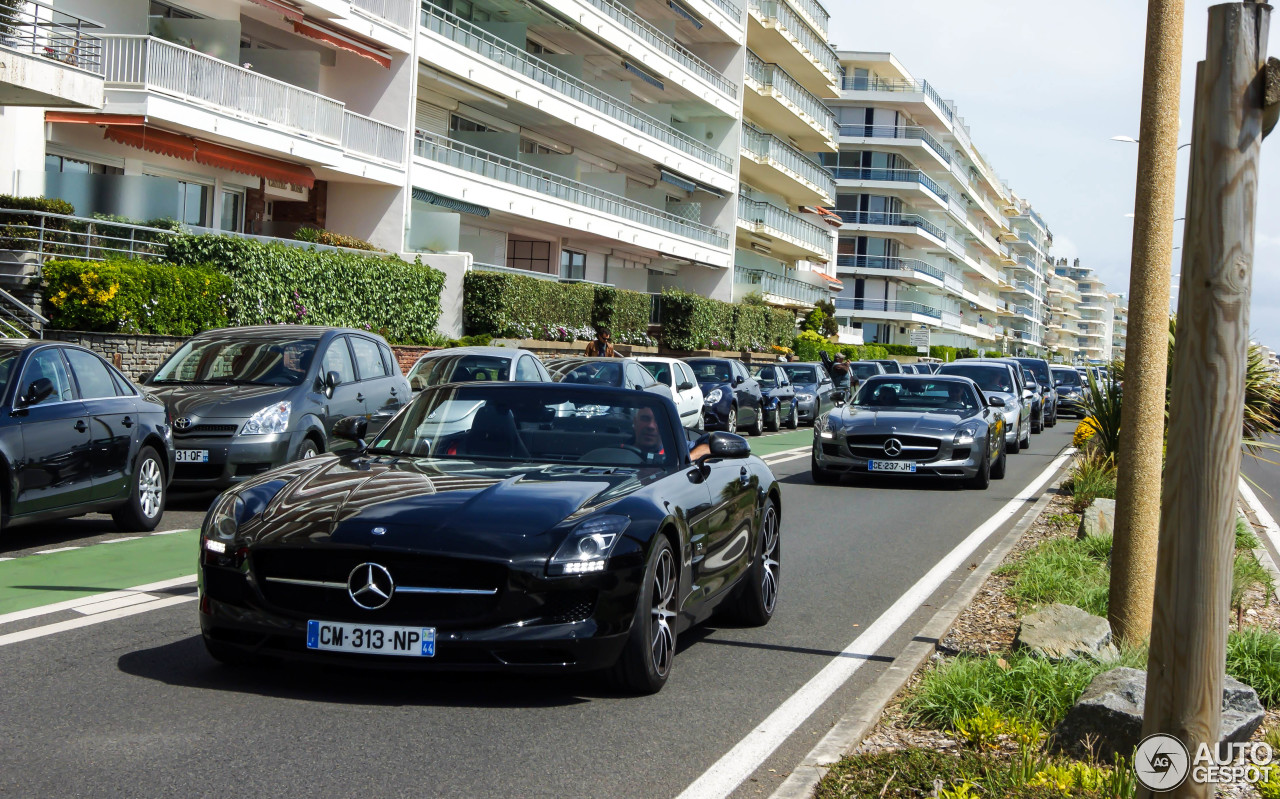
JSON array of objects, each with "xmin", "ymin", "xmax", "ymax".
[{"xmin": 746, "ymin": 51, "xmax": 838, "ymax": 141}]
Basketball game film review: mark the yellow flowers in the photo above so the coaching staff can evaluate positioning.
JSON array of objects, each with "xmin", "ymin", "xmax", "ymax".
[
  {"xmin": 1073, "ymin": 417, "xmax": 1100, "ymax": 448},
  {"xmin": 1027, "ymin": 761, "xmax": 1114, "ymax": 793}
]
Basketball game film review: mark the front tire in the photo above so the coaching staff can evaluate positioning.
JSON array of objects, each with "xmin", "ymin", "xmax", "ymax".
[
  {"xmin": 725, "ymin": 406, "xmax": 738, "ymax": 434},
  {"xmin": 1031, "ymin": 409, "xmax": 1043, "ymax": 434},
  {"xmin": 296, "ymin": 438, "xmax": 321, "ymax": 460},
  {"xmin": 111, "ymin": 446, "xmax": 165, "ymax": 532},
  {"xmin": 748, "ymin": 406, "xmax": 765, "ymax": 437},
  {"xmin": 609, "ymin": 537, "xmax": 677, "ymax": 694},
  {"xmin": 811, "ymin": 454, "xmax": 840, "ymax": 484},
  {"xmin": 727, "ymin": 500, "xmax": 779, "ymax": 626},
  {"xmin": 766, "ymin": 406, "xmax": 780, "ymax": 432},
  {"xmin": 991, "ymin": 436, "xmax": 1007, "ymax": 479},
  {"xmin": 786, "ymin": 403, "xmax": 799, "ymax": 429},
  {"xmin": 1020, "ymin": 423, "xmax": 1031, "ymax": 450},
  {"xmin": 968, "ymin": 443, "xmax": 992, "ymax": 489}
]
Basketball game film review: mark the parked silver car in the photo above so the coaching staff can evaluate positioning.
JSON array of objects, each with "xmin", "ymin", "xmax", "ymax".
[
  {"xmin": 937, "ymin": 360, "xmax": 1032, "ymax": 451},
  {"xmin": 407, "ymin": 346, "xmax": 551, "ymax": 390}
]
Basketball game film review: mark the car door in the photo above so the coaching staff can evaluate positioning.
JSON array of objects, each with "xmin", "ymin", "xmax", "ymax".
[
  {"xmin": 317, "ymin": 336, "xmax": 363, "ymax": 446},
  {"xmin": 63, "ymin": 347, "xmax": 139, "ymax": 501},
  {"xmin": 733, "ymin": 361, "xmax": 761, "ymax": 425},
  {"xmin": 675, "ymin": 362, "xmax": 702, "ymax": 420},
  {"xmin": 349, "ymin": 335, "xmax": 401, "ymax": 433},
  {"xmin": 693, "ymin": 452, "xmax": 758, "ymax": 603},
  {"xmin": 817, "ymin": 371, "xmax": 834, "ymax": 414},
  {"xmin": 13, "ymin": 347, "xmax": 94, "ymax": 514}
]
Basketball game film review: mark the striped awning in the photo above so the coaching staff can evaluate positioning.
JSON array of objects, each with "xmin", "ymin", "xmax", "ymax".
[
  {"xmin": 411, "ymin": 188, "xmax": 490, "ymax": 217},
  {"xmin": 659, "ymin": 170, "xmax": 696, "ymax": 192}
]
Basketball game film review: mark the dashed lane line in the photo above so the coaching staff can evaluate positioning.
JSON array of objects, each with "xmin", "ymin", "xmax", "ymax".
[
  {"xmin": 0, "ymin": 575, "xmax": 196, "ymax": 626},
  {"xmin": 0, "ymin": 594, "xmax": 197, "ymax": 648}
]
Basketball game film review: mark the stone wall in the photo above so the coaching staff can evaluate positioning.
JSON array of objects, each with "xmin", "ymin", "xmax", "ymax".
[{"xmin": 46, "ymin": 331, "xmax": 188, "ymax": 381}]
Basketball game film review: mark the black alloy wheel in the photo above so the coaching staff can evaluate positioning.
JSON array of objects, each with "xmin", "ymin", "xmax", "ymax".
[
  {"xmin": 727, "ymin": 499, "xmax": 780, "ymax": 625},
  {"xmin": 610, "ymin": 537, "xmax": 677, "ymax": 694}
]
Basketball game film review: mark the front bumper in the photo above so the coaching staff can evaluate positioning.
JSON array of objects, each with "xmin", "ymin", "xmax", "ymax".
[
  {"xmin": 1057, "ymin": 395, "xmax": 1084, "ymax": 415},
  {"xmin": 795, "ymin": 397, "xmax": 819, "ymax": 422},
  {"xmin": 702, "ymin": 402, "xmax": 734, "ymax": 430},
  {"xmin": 198, "ymin": 554, "xmax": 641, "ymax": 672},
  {"xmin": 171, "ymin": 431, "xmax": 304, "ymax": 489},
  {"xmin": 812, "ymin": 435, "xmax": 982, "ymax": 479}
]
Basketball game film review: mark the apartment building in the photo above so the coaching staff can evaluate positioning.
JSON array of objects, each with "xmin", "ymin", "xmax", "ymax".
[
  {"xmin": 1055, "ymin": 259, "xmax": 1115, "ymax": 363},
  {"xmin": 1043, "ymin": 267, "xmax": 1082, "ymax": 364},
  {"xmin": 1111, "ymin": 293, "xmax": 1127, "ymax": 357},
  {"xmin": 824, "ymin": 51, "xmax": 1044, "ymax": 355}
]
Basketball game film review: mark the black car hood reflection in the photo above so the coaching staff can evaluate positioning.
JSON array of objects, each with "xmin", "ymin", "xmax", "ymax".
[
  {"xmin": 147, "ymin": 383, "xmax": 296, "ymax": 419},
  {"xmin": 237, "ymin": 456, "xmax": 650, "ymax": 556}
]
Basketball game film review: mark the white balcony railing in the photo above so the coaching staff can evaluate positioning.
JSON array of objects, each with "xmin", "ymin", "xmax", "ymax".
[
  {"xmin": 740, "ymin": 123, "xmax": 834, "ymax": 198},
  {"xmin": 745, "ymin": 50, "xmax": 837, "ymax": 141},
  {"xmin": 103, "ymin": 35, "xmax": 345, "ymax": 143},
  {"xmin": 0, "ymin": 0, "xmax": 103, "ymax": 75},
  {"xmin": 342, "ymin": 110, "xmax": 406, "ymax": 164},
  {"xmin": 747, "ymin": 0, "xmax": 839, "ymax": 81},
  {"xmin": 735, "ymin": 266, "xmax": 827, "ymax": 306},
  {"xmin": 738, "ymin": 195, "xmax": 831, "ymax": 255},
  {"xmin": 351, "ymin": 0, "xmax": 416, "ymax": 30}
]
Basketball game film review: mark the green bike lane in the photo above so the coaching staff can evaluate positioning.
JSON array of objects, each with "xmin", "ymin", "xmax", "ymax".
[{"xmin": 0, "ymin": 427, "xmax": 812, "ymax": 619}]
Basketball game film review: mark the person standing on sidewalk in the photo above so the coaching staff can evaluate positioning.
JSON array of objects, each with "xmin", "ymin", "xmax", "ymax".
[{"xmin": 584, "ymin": 328, "xmax": 617, "ymax": 357}]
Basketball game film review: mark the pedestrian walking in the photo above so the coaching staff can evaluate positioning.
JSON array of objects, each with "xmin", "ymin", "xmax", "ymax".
[{"xmin": 584, "ymin": 328, "xmax": 617, "ymax": 357}]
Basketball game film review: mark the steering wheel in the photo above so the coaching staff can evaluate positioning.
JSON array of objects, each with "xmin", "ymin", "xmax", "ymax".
[{"xmin": 581, "ymin": 446, "xmax": 645, "ymax": 466}]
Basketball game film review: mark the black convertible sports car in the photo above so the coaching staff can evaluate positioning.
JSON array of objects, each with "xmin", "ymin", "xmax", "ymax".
[{"xmin": 198, "ymin": 383, "xmax": 781, "ymax": 693}]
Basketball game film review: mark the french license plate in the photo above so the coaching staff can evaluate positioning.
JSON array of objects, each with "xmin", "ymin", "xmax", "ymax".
[
  {"xmin": 869, "ymin": 460, "xmax": 917, "ymax": 473},
  {"xmin": 306, "ymin": 620, "xmax": 436, "ymax": 657},
  {"xmin": 175, "ymin": 449, "xmax": 209, "ymax": 463}
]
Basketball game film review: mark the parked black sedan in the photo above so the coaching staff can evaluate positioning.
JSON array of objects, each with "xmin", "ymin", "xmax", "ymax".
[
  {"xmin": 686, "ymin": 357, "xmax": 765, "ymax": 436},
  {"xmin": 751, "ymin": 363, "xmax": 798, "ymax": 430},
  {"xmin": 198, "ymin": 383, "xmax": 780, "ymax": 694},
  {"xmin": 0, "ymin": 340, "xmax": 174, "ymax": 530}
]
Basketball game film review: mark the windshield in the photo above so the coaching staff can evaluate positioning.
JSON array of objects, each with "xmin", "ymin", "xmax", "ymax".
[
  {"xmin": 939, "ymin": 365, "xmax": 1014, "ymax": 394},
  {"xmin": 1017, "ymin": 359, "xmax": 1051, "ymax": 385},
  {"xmin": 1023, "ymin": 369, "xmax": 1038, "ymax": 388},
  {"xmin": 850, "ymin": 363, "xmax": 882, "ymax": 380},
  {"xmin": 153, "ymin": 337, "xmax": 317, "ymax": 386},
  {"xmin": 369, "ymin": 386, "xmax": 682, "ymax": 469},
  {"xmin": 409, "ymin": 354, "xmax": 510, "ymax": 389},
  {"xmin": 853, "ymin": 379, "xmax": 979, "ymax": 413},
  {"xmin": 782, "ymin": 365, "xmax": 818, "ymax": 383},
  {"xmin": 550, "ymin": 360, "xmax": 624, "ymax": 387},
  {"xmin": 688, "ymin": 359, "xmax": 733, "ymax": 383},
  {"xmin": 639, "ymin": 360, "xmax": 670, "ymax": 384},
  {"xmin": 1052, "ymin": 369, "xmax": 1082, "ymax": 387}
]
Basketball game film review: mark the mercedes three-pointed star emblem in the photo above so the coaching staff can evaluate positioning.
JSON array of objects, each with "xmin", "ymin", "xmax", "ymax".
[
  {"xmin": 347, "ymin": 562, "xmax": 395, "ymax": 610},
  {"xmin": 883, "ymin": 438, "xmax": 904, "ymax": 457}
]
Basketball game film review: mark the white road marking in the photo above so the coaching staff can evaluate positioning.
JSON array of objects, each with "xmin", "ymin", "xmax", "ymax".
[
  {"xmin": 1239, "ymin": 479, "xmax": 1280, "ymax": 554},
  {"xmin": 149, "ymin": 529, "xmax": 188, "ymax": 536},
  {"xmin": 675, "ymin": 446, "xmax": 1078, "ymax": 799},
  {"xmin": 101, "ymin": 537, "xmax": 142, "ymax": 544},
  {"xmin": 0, "ymin": 595, "xmax": 196, "ymax": 648},
  {"xmin": 0, "ymin": 558, "xmax": 12, "ymax": 562},
  {"xmin": 73, "ymin": 593, "xmax": 161, "ymax": 615},
  {"xmin": 34, "ymin": 547, "xmax": 80, "ymax": 555},
  {"xmin": 0, "ymin": 576, "xmax": 196, "ymax": 627},
  {"xmin": 762, "ymin": 446, "xmax": 808, "ymax": 463},
  {"xmin": 763, "ymin": 451, "xmax": 809, "ymax": 466}
]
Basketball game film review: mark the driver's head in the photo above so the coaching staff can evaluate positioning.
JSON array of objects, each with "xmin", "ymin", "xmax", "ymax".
[
  {"xmin": 633, "ymin": 406, "xmax": 662, "ymax": 450},
  {"xmin": 596, "ymin": 327, "xmax": 611, "ymax": 343}
]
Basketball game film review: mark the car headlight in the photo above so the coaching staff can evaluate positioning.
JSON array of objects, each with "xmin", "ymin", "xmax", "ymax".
[
  {"xmin": 548, "ymin": 515, "xmax": 629, "ymax": 576},
  {"xmin": 703, "ymin": 388, "xmax": 723, "ymax": 405},
  {"xmin": 816, "ymin": 414, "xmax": 837, "ymax": 439},
  {"xmin": 796, "ymin": 392, "xmax": 814, "ymax": 401},
  {"xmin": 240, "ymin": 401, "xmax": 291, "ymax": 435},
  {"xmin": 953, "ymin": 424, "xmax": 980, "ymax": 446}
]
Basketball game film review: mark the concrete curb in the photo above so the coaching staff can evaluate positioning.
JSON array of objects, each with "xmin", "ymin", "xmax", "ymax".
[{"xmin": 767, "ymin": 452, "xmax": 1075, "ymax": 799}]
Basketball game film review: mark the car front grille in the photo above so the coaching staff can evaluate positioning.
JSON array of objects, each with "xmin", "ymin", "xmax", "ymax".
[
  {"xmin": 846, "ymin": 434, "xmax": 941, "ymax": 460},
  {"xmin": 174, "ymin": 424, "xmax": 239, "ymax": 438}
]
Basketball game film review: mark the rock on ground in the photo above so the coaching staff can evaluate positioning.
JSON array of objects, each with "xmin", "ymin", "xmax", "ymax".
[
  {"xmin": 1054, "ymin": 667, "xmax": 1265, "ymax": 761},
  {"xmin": 1014, "ymin": 603, "xmax": 1117, "ymax": 661},
  {"xmin": 1077, "ymin": 497, "xmax": 1116, "ymax": 540}
]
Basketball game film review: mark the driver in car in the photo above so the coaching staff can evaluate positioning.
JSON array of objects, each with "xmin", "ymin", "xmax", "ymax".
[{"xmin": 629, "ymin": 407, "xmax": 711, "ymax": 464}]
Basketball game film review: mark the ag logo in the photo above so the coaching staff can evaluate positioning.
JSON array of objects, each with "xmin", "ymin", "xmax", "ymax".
[{"xmin": 1134, "ymin": 733, "xmax": 1190, "ymax": 791}]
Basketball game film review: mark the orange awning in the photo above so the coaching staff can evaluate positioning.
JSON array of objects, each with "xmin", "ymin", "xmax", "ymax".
[
  {"xmin": 292, "ymin": 20, "xmax": 391, "ymax": 68},
  {"xmin": 102, "ymin": 125, "xmax": 316, "ymax": 189},
  {"xmin": 47, "ymin": 112, "xmax": 146, "ymax": 126},
  {"xmin": 247, "ymin": 0, "xmax": 304, "ymax": 23}
]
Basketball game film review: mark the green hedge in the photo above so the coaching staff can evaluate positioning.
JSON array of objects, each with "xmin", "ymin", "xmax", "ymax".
[
  {"xmin": 462, "ymin": 271, "xmax": 655, "ymax": 345},
  {"xmin": 164, "ymin": 234, "xmax": 444, "ymax": 344},
  {"xmin": 43, "ymin": 259, "xmax": 231, "ymax": 336},
  {"xmin": 791, "ymin": 330, "xmax": 888, "ymax": 362},
  {"xmin": 658, "ymin": 287, "xmax": 795, "ymax": 351}
]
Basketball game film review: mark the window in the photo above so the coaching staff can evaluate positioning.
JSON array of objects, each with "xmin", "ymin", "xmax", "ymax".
[
  {"xmin": 526, "ymin": 39, "xmax": 555, "ymax": 55},
  {"xmin": 379, "ymin": 344, "xmax": 397, "ymax": 377},
  {"xmin": 350, "ymin": 337, "xmax": 389, "ymax": 380},
  {"xmin": 520, "ymin": 138, "xmax": 556, "ymax": 155},
  {"xmin": 176, "ymin": 180, "xmax": 210, "ymax": 226},
  {"xmin": 450, "ymin": 114, "xmax": 492, "ymax": 133},
  {"xmin": 65, "ymin": 349, "xmax": 119, "ymax": 399},
  {"xmin": 45, "ymin": 154, "xmax": 122, "ymax": 175},
  {"xmin": 21, "ymin": 348, "xmax": 74, "ymax": 405},
  {"xmin": 560, "ymin": 249, "xmax": 586, "ymax": 281},
  {"xmin": 626, "ymin": 362, "xmax": 654, "ymax": 388},
  {"xmin": 515, "ymin": 356, "xmax": 542, "ymax": 382},
  {"xmin": 150, "ymin": 1, "xmax": 201, "ymax": 18},
  {"xmin": 507, "ymin": 239, "xmax": 551, "ymax": 273},
  {"xmin": 678, "ymin": 363, "xmax": 697, "ymax": 388},
  {"xmin": 320, "ymin": 338, "xmax": 356, "ymax": 384},
  {"xmin": 219, "ymin": 190, "xmax": 243, "ymax": 233}
]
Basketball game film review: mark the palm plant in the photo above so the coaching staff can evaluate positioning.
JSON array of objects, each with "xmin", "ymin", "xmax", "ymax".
[{"xmin": 1081, "ymin": 368, "xmax": 1123, "ymax": 459}]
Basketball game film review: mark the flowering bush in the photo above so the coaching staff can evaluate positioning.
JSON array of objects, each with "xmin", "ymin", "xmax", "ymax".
[{"xmin": 43, "ymin": 259, "xmax": 231, "ymax": 335}]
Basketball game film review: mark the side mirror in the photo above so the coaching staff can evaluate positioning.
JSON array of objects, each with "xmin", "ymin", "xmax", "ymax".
[
  {"xmin": 780, "ymin": 380, "xmax": 790, "ymax": 387},
  {"xmin": 733, "ymin": 375, "xmax": 746, "ymax": 386},
  {"xmin": 21, "ymin": 377, "xmax": 55, "ymax": 407},
  {"xmin": 320, "ymin": 370, "xmax": 342, "ymax": 398},
  {"xmin": 139, "ymin": 371, "xmax": 154, "ymax": 384},
  {"xmin": 988, "ymin": 395, "xmax": 1007, "ymax": 408},
  {"xmin": 678, "ymin": 381, "xmax": 695, "ymax": 391},
  {"xmin": 1023, "ymin": 390, "xmax": 1034, "ymax": 400},
  {"xmin": 333, "ymin": 415, "xmax": 369, "ymax": 450},
  {"xmin": 706, "ymin": 431, "xmax": 751, "ymax": 460}
]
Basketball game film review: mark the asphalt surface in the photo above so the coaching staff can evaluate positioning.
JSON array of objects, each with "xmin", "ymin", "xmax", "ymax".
[{"xmin": 0, "ymin": 423, "xmax": 1078, "ymax": 799}]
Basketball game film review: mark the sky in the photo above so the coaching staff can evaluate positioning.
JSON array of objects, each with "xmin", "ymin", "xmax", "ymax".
[{"xmin": 828, "ymin": 1, "xmax": 1280, "ymax": 350}]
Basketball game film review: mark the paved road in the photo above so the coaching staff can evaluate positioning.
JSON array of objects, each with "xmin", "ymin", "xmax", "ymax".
[{"xmin": 0, "ymin": 423, "xmax": 1077, "ymax": 799}]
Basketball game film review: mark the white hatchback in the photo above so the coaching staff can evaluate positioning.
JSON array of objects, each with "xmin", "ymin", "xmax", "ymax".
[{"xmin": 637, "ymin": 357, "xmax": 705, "ymax": 431}]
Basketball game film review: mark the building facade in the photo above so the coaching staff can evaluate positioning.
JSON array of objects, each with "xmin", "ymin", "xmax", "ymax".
[{"xmin": 1054, "ymin": 259, "xmax": 1115, "ymax": 363}]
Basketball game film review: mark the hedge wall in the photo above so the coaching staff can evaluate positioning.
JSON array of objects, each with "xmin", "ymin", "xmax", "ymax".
[
  {"xmin": 658, "ymin": 287, "xmax": 796, "ymax": 351},
  {"xmin": 165, "ymin": 234, "xmax": 445, "ymax": 344},
  {"xmin": 43, "ymin": 259, "xmax": 232, "ymax": 336},
  {"xmin": 791, "ymin": 330, "xmax": 889, "ymax": 362},
  {"xmin": 462, "ymin": 271, "xmax": 655, "ymax": 345}
]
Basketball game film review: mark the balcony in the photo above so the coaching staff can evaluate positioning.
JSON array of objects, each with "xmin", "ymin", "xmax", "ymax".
[
  {"xmin": 744, "ymin": 51, "xmax": 837, "ymax": 150},
  {"xmin": 0, "ymin": 0, "xmax": 104, "ymax": 108},
  {"xmin": 832, "ymin": 209, "xmax": 947, "ymax": 250},
  {"xmin": 746, "ymin": 0, "xmax": 839, "ymax": 95},
  {"xmin": 735, "ymin": 266, "xmax": 827, "ymax": 308},
  {"xmin": 412, "ymin": 133, "xmax": 731, "ymax": 259},
  {"xmin": 835, "ymin": 124, "xmax": 950, "ymax": 168},
  {"xmin": 738, "ymin": 195, "xmax": 832, "ymax": 259},
  {"xmin": 348, "ymin": 0, "xmax": 416, "ymax": 31},
  {"xmin": 739, "ymin": 123, "xmax": 834, "ymax": 206},
  {"xmin": 828, "ymin": 167, "xmax": 948, "ymax": 209},
  {"xmin": 835, "ymin": 254, "xmax": 965, "ymax": 296},
  {"xmin": 840, "ymin": 75, "xmax": 957, "ymax": 131},
  {"xmin": 833, "ymin": 297, "xmax": 943, "ymax": 323},
  {"xmin": 419, "ymin": 3, "xmax": 733, "ymax": 181},
  {"xmin": 473, "ymin": 262, "xmax": 613, "ymax": 286},
  {"xmin": 940, "ymin": 310, "xmax": 962, "ymax": 331}
]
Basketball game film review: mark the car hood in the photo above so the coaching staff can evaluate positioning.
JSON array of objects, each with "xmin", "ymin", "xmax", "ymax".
[
  {"xmin": 146, "ymin": 383, "xmax": 297, "ymax": 419},
  {"xmin": 698, "ymin": 380, "xmax": 733, "ymax": 397},
  {"xmin": 234, "ymin": 456, "xmax": 650, "ymax": 558},
  {"xmin": 834, "ymin": 407, "xmax": 972, "ymax": 434},
  {"xmin": 791, "ymin": 382, "xmax": 820, "ymax": 393}
]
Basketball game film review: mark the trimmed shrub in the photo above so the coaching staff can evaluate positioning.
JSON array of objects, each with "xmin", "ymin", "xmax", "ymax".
[
  {"xmin": 165, "ymin": 234, "xmax": 444, "ymax": 344},
  {"xmin": 592, "ymin": 285, "xmax": 653, "ymax": 345},
  {"xmin": 0, "ymin": 194, "xmax": 83, "ymax": 259},
  {"xmin": 658, "ymin": 287, "xmax": 794, "ymax": 351},
  {"xmin": 43, "ymin": 258, "xmax": 231, "ymax": 335},
  {"xmin": 294, "ymin": 227, "xmax": 382, "ymax": 252},
  {"xmin": 463, "ymin": 271, "xmax": 595, "ymax": 342},
  {"xmin": 791, "ymin": 330, "xmax": 890, "ymax": 363}
]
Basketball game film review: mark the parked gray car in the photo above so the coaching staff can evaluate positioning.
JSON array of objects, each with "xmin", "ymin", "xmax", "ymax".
[
  {"xmin": 780, "ymin": 361, "xmax": 835, "ymax": 424},
  {"xmin": 407, "ymin": 346, "xmax": 551, "ymax": 390},
  {"xmin": 546, "ymin": 357, "xmax": 674, "ymax": 402},
  {"xmin": 937, "ymin": 360, "xmax": 1032, "ymax": 451},
  {"xmin": 143, "ymin": 326, "xmax": 410, "ymax": 488}
]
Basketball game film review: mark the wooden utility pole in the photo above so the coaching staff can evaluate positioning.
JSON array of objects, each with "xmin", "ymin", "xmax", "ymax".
[
  {"xmin": 1139, "ymin": 4, "xmax": 1270, "ymax": 798},
  {"xmin": 1110, "ymin": 0, "xmax": 1184, "ymax": 647}
]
